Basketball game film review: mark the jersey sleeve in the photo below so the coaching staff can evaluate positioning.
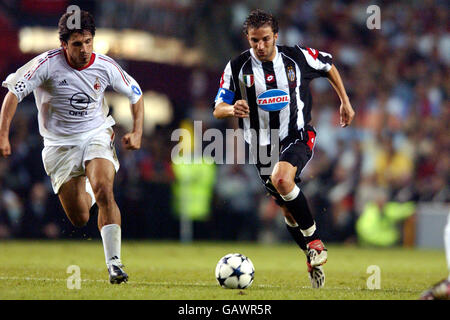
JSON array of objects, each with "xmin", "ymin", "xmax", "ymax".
[
  {"xmin": 296, "ymin": 46, "xmax": 333, "ymax": 80},
  {"xmin": 2, "ymin": 53, "xmax": 48, "ymax": 103},
  {"xmin": 214, "ymin": 61, "xmax": 236, "ymax": 106},
  {"xmin": 107, "ymin": 59, "xmax": 142, "ymax": 104}
]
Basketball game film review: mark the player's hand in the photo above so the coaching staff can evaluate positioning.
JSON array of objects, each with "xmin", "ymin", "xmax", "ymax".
[
  {"xmin": 233, "ymin": 100, "xmax": 250, "ymax": 118},
  {"xmin": 0, "ymin": 135, "xmax": 11, "ymax": 157},
  {"xmin": 122, "ymin": 132, "xmax": 142, "ymax": 150},
  {"xmin": 339, "ymin": 101, "xmax": 355, "ymax": 128}
]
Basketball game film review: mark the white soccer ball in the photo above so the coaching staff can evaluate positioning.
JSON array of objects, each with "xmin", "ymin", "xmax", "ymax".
[{"xmin": 215, "ymin": 253, "xmax": 255, "ymax": 289}]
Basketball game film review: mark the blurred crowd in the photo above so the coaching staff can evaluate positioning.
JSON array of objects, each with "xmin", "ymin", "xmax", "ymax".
[{"xmin": 0, "ymin": 0, "xmax": 448, "ymax": 245}]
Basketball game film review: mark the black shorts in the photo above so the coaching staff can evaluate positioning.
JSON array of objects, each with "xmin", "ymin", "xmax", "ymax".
[{"xmin": 255, "ymin": 125, "xmax": 316, "ymax": 206}]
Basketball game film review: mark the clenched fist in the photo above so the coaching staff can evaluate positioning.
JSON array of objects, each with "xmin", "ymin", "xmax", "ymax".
[
  {"xmin": 122, "ymin": 132, "xmax": 142, "ymax": 150},
  {"xmin": 0, "ymin": 135, "xmax": 11, "ymax": 157},
  {"xmin": 233, "ymin": 100, "xmax": 250, "ymax": 118},
  {"xmin": 339, "ymin": 101, "xmax": 355, "ymax": 128}
]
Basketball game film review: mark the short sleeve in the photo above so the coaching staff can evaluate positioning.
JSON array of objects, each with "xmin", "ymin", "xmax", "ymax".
[
  {"xmin": 2, "ymin": 53, "xmax": 49, "ymax": 102},
  {"xmin": 105, "ymin": 57, "xmax": 142, "ymax": 104},
  {"xmin": 219, "ymin": 61, "xmax": 235, "ymax": 91},
  {"xmin": 296, "ymin": 46, "xmax": 333, "ymax": 80},
  {"xmin": 214, "ymin": 61, "xmax": 236, "ymax": 106}
]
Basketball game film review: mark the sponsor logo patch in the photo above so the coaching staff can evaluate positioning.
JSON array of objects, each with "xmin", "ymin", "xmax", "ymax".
[
  {"xmin": 14, "ymin": 80, "xmax": 26, "ymax": 93},
  {"xmin": 256, "ymin": 89, "xmax": 290, "ymax": 112},
  {"xmin": 131, "ymin": 85, "xmax": 141, "ymax": 95},
  {"xmin": 69, "ymin": 92, "xmax": 91, "ymax": 110},
  {"xmin": 58, "ymin": 79, "xmax": 69, "ymax": 86},
  {"xmin": 265, "ymin": 74, "xmax": 275, "ymax": 83}
]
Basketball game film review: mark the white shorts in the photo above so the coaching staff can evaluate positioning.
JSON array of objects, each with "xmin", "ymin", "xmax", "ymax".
[{"xmin": 42, "ymin": 127, "xmax": 120, "ymax": 194}]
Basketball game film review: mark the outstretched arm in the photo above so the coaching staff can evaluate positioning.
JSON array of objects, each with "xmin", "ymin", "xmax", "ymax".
[
  {"xmin": 121, "ymin": 96, "xmax": 144, "ymax": 150},
  {"xmin": 326, "ymin": 64, "xmax": 355, "ymax": 127},
  {"xmin": 0, "ymin": 91, "xmax": 19, "ymax": 157}
]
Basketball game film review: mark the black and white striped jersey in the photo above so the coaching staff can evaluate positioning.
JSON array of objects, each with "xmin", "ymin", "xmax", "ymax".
[{"xmin": 214, "ymin": 45, "xmax": 332, "ymax": 146}]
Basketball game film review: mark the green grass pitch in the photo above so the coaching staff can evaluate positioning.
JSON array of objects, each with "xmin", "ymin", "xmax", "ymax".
[{"xmin": 0, "ymin": 240, "xmax": 446, "ymax": 300}]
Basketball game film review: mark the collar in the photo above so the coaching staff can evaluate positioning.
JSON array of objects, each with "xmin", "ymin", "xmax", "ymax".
[
  {"xmin": 249, "ymin": 46, "xmax": 280, "ymax": 66},
  {"xmin": 63, "ymin": 48, "xmax": 96, "ymax": 71}
]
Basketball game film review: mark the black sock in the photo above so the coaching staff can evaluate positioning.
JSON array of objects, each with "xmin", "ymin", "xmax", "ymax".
[
  {"xmin": 304, "ymin": 233, "xmax": 320, "ymax": 245},
  {"xmin": 282, "ymin": 188, "xmax": 314, "ymax": 229},
  {"xmin": 282, "ymin": 187, "xmax": 320, "ymax": 244},
  {"xmin": 285, "ymin": 223, "xmax": 307, "ymax": 251}
]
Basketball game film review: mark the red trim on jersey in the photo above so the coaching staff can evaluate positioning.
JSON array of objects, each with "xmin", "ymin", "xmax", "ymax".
[
  {"xmin": 219, "ymin": 72, "xmax": 225, "ymax": 88},
  {"xmin": 26, "ymin": 51, "xmax": 62, "ymax": 80},
  {"xmin": 306, "ymin": 47, "xmax": 319, "ymax": 60},
  {"xmin": 98, "ymin": 56, "xmax": 130, "ymax": 86},
  {"xmin": 63, "ymin": 49, "xmax": 96, "ymax": 71},
  {"xmin": 306, "ymin": 129, "xmax": 316, "ymax": 151},
  {"xmin": 47, "ymin": 48, "xmax": 62, "ymax": 56},
  {"xmin": 98, "ymin": 56, "xmax": 130, "ymax": 83}
]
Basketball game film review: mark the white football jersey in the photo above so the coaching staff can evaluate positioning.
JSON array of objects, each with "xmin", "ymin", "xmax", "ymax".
[{"xmin": 2, "ymin": 48, "xmax": 142, "ymax": 145}]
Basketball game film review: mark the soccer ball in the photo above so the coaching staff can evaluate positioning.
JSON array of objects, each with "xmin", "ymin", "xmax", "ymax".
[{"xmin": 215, "ymin": 253, "xmax": 255, "ymax": 289}]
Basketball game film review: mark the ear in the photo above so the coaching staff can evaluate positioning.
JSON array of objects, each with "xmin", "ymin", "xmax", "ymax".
[
  {"xmin": 61, "ymin": 40, "xmax": 68, "ymax": 50},
  {"xmin": 273, "ymin": 33, "xmax": 278, "ymax": 42},
  {"xmin": 246, "ymin": 34, "xmax": 253, "ymax": 46}
]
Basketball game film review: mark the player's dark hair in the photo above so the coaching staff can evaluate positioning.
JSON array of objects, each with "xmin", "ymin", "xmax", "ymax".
[
  {"xmin": 243, "ymin": 9, "xmax": 279, "ymax": 35},
  {"xmin": 58, "ymin": 10, "xmax": 96, "ymax": 43}
]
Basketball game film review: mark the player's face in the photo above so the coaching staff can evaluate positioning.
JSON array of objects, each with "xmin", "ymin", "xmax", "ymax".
[
  {"xmin": 247, "ymin": 25, "xmax": 278, "ymax": 62},
  {"xmin": 62, "ymin": 31, "xmax": 94, "ymax": 68}
]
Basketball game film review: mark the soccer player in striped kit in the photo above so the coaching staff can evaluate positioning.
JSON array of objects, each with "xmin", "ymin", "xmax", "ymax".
[
  {"xmin": 0, "ymin": 10, "xmax": 144, "ymax": 284},
  {"xmin": 213, "ymin": 9, "xmax": 355, "ymax": 288}
]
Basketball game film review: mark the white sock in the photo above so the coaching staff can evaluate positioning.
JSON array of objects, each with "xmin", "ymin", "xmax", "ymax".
[
  {"xmin": 445, "ymin": 215, "xmax": 450, "ymax": 274},
  {"xmin": 86, "ymin": 178, "xmax": 96, "ymax": 208},
  {"xmin": 100, "ymin": 224, "xmax": 121, "ymax": 266},
  {"xmin": 301, "ymin": 223, "xmax": 317, "ymax": 237}
]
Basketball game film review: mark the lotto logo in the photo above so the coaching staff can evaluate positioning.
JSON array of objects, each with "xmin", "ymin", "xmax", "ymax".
[{"xmin": 265, "ymin": 74, "xmax": 275, "ymax": 83}]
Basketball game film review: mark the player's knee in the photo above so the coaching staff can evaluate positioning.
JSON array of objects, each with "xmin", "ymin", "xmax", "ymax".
[
  {"xmin": 93, "ymin": 183, "xmax": 114, "ymax": 206},
  {"xmin": 271, "ymin": 172, "xmax": 294, "ymax": 194},
  {"xmin": 70, "ymin": 213, "xmax": 89, "ymax": 227}
]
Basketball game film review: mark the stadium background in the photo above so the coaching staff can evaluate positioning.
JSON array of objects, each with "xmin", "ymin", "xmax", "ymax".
[{"xmin": 0, "ymin": 0, "xmax": 448, "ymax": 249}]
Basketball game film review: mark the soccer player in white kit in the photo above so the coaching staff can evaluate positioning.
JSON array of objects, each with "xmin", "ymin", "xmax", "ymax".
[{"xmin": 0, "ymin": 10, "xmax": 144, "ymax": 284}]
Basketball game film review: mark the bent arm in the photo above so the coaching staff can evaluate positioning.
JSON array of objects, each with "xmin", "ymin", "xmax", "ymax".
[
  {"xmin": 0, "ymin": 91, "xmax": 19, "ymax": 157},
  {"xmin": 121, "ymin": 96, "xmax": 144, "ymax": 150},
  {"xmin": 326, "ymin": 64, "xmax": 355, "ymax": 127},
  {"xmin": 130, "ymin": 96, "xmax": 144, "ymax": 135},
  {"xmin": 326, "ymin": 64, "xmax": 350, "ymax": 104},
  {"xmin": 213, "ymin": 102, "xmax": 234, "ymax": 119},
  {"xmin": 0, "ymin": 91, "xmax": 18, "ymax": 137}
]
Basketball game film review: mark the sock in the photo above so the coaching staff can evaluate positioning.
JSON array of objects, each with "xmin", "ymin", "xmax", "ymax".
[
  {"xmin": 100, "ymin": 224, "xmax": 121, "ymax": 266},
  {"xmin": 445, "ymin": 215, "xmax": 450, "ymax": 275},
  {"xmin": 86, "ymin": 178, "xmax": 96, "ymax": 208},
  {"xmin": 281, "ymin": 185, "xmax": 319, "ymax": 244},
  {"xmin": 284, "ymin": 217, "xmax": 307, "ymax": 252}
]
